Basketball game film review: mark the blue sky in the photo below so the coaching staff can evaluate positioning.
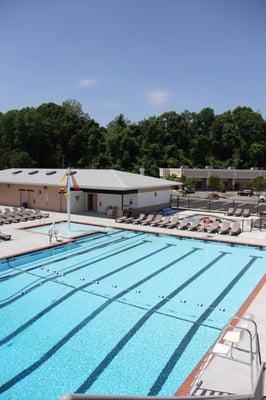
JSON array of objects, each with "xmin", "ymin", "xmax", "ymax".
[{"xmin": 0, "ymin": 0, "xmax": 265, "ymax": 125}]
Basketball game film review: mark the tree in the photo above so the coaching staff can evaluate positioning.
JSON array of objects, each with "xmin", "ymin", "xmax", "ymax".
[
  {"xmin": 251, "ymin": 176, "xmax": 266, "ymax": 193},
  {"xmin": 208, "ymin": 175, "xmax": 225, "ymax": 192}
]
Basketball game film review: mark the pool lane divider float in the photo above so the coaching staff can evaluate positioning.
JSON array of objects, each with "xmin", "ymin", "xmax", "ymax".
[
  {"xmin": 0, "ymin": 247, "xmax": 200, "ymax": 394},
  {"xmin": 0, "ymin": 243, "xmax": 173, "ymax": 346},
  {"xmin": 148, "ymin": 255, "xmax": 260, "ymax": 396},
  {"xmin": 0, "ymin": 231, "xmax": 144, "ymax": 284},
  {"xmin": 0, "ymin": 230, "xmax": 123, "ymax": 281},
  {"xmin": 0, "ymin": 234, "xmax": 148, "ymax": 309},
  {"xmin": 176, "ymin": 273, "xmax": 266, "ymax": 396}
]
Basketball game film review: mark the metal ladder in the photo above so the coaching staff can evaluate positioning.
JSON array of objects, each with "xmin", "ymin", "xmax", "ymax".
[{"xmin": 189, "ymin": 315, "xmax": 262, "ymax": 396}]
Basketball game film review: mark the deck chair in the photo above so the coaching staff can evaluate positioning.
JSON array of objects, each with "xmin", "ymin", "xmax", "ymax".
[
  {"xmin": 178, "ymin": 217, "xmax": 190, "ymax": 230},
  {"xmin": 207, "ymin": 221, "xmax": 220, "ymax": 233},
  {"xmin": 188, "ymin": 217, "xmax": 201, "ymax": 231},
  {"xmin": 115, "ymin": 210, "xmax": 132, "ymax": 223},
  {"xmin": 234, "ymin": 208, "xmax": 243, "ymax": 217},
  {"xmin": 141, "ymin": 214, "xmax": 155, "ymax": 225},
  {"xmin": 227, "ymin": 207, "xmax": 235, "ymax": 216},
  {"xmin": 150, "ymin": 215, "xmax": 163, "ymax": 226},
  {"xmin": 0, "ymin": 231, "xmax": 11, "ymax": 240},
  {"xmin": 35, "ymin": 209, "xmax": 49, "ymax": 218},
  {"xmin": 132, "ymin": 213, "xmax": 146, "ymax": 224},
  {"xmin": 230, "ymin": 222, "xmax": 241, "ymax": 235},
  {"xmin": 157, "ymin": 216, "xmax": 171, "ymax": 227},
  {"xmin": 219, "ymin": 221, "xmax": 231, "ymax": 234},
  {"xmin": 166, "ymin": 216, "xmax": 179, "ymax": 229},
  {"xmin": 242, "ymin": 209, "xmax": 250, "ymax": 218}
]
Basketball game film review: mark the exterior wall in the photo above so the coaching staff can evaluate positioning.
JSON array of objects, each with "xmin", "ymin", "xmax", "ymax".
[
  {"xmin": 0, "ymin": 183, "xmax": 62, "ymax": 210},
  {"xmin": 68, "ymin": 191, "xmax": 86, "ymax": 213},
  {"xmin": 123, "ymin": 193, "xmax": 138, "ymax": 209},
  {"xmin": 137, "ymin": 189, "xmax": 171, "ymax": 208},
  {"xmin": 0, "ymin": 184, "xmax": 86, "ymax": 213},
  {"xmin": 160, "ymin": 168, "xmax": 266, "ymax": 190},
  {"xmin": 97, "ymin": 193, "xmax": 122, "ymax": 213}
]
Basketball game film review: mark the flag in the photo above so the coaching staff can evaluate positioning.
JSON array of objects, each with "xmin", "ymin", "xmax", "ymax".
[
  {"xmin": 60, "ymin": 172, "xmax": 68, "ymax": 186},
  {"xmin": 72, "ymin": 175, "xmax": 80, "ymax": 192}
]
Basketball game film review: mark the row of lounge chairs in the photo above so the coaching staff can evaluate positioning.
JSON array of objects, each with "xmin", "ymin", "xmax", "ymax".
[
  {"xmin": 0, "ymin": 207, "xmax": 49, "ymax": 225},
  {"xmin": 116, "ymin": 212, "xmax": 241, "ymax": 235},
  {"xmin": 227, "ymin": 208, "xmax": 250, "ymax": 217}
]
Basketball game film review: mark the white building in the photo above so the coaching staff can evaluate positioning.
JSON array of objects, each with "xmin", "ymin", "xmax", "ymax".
[{"xmin": 0, "ymin": 168, "xmax": 177, "ymax": 213}]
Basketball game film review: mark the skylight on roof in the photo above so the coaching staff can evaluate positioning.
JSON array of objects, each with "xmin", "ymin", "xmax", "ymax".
[
  {"xmin": 28, "ymin": 170, "xmax": 39, "ymax": 175},
  {"xmin": 12, "ymin": 170, "xmax": 22, "ymax": 175},
  {"xmin": 46, "ymin": 170, "xmax": 57, "ymax": 175}
]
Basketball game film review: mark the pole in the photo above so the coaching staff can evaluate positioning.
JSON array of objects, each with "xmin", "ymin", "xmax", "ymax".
[{"xmin": 67, "ymin": 166, "xmax": 71, "ymax": 231}]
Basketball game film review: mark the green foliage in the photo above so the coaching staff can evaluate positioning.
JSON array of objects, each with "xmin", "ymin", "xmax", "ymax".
[
  {"xmin": 251, "ymin": 176, "xmax": 266, "ymax": 192},
  {"xmin": 181, "ymin": 176, "xmax": 197, "ymax": 189},
  {"xmin": 208, "ymin": 175, "xmax": 225, "ymax": 191},
  {"xmin": 0, "ymin": 103, "xmax": 265, "ymax": 175}
]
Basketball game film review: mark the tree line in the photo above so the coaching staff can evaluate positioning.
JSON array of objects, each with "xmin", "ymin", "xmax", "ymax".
[{"xmin": 0, "ymin": 100, "xmax": 265, "ymax": 176}]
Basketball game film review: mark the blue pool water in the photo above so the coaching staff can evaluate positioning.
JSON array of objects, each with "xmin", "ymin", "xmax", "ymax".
[
  {"xmin": 0, "ymin": 229, "xmax": 265, "ymax": 400},
  {"xmin": 27, "ymin": 222, "xmax": 111, "ymax": 237}
]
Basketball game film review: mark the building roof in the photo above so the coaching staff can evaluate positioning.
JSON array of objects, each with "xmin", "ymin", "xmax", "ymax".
[{"xmin": 0, "ymin": 168, "xmax": 177, "ymax": 191}]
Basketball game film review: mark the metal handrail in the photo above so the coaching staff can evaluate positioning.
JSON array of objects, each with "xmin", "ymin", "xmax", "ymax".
[
  {"xmin": 189, "ymin": 315, "xmax": 262, "ymax": 395},
  {"xmin": 60, "ymin": 364, "xmax": 265, "ymax": 400}
]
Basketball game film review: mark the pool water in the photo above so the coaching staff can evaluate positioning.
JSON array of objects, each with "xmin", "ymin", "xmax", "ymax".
[
  {"xmin": 27, "ymin": 221, "xmax": 111, "ymax": 237},
  {"xmin": 0, "ymin": 229, "xmax": 265, "ymax": 400}
]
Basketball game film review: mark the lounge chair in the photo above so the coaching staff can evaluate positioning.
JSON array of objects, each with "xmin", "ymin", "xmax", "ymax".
[
  {"xmin": 242, "ymin": 209, "xmax": 250, "ymax": 218},
  {"xmin": 166, "ymin": 216, "xmax": 179, "ymax": 229},
  {"xmin": 141, "ymin": 214, "xmax": 155, "ymax": 225},
  {"xmin": 0, "ymin": 231, "xmax": 11, "ymax": 240},
  {"xmin": 219, "ymin": 221, "xmax": 231, "ymax": 235},
  {"xmin": 157, "ymin": 216, "xmax": 171, "ymax": 227},
  {"xmin": 150, "ymin": 214, "xmax": 163, "ymax": 226},
  {"xmin": 132, "ymin": 213, "xmax": 146, "ymax": 224},
  {"xmin": 207, "ymin": 220, "xmax": 220, "ymax": 233},
  {"xmin": 178, "ymin": 217, "xmax": 190, "ymax": 230},
  {"xmin": 188, "ymin": 217, "xmax": 201, "ymax": 231},
  {"xmin": 230, "ymin": 222, "xmax": 241, "ymax": 236},
  {"xmin": 115, "ymin": 211, "xmax": 132, "ymax": 223},
  {"xmin": 34, "ymin": 209, "xmax": 49, "ymax": 218},
  {"xmin": 227, "ymin": 207, "xmax": 235, "ymax": 216},
  {"xmin": 234, "ymin": 208, "xmax": 243, "ymax": 217}
]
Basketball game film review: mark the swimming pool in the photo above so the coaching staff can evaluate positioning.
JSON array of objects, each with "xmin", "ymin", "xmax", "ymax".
[
  {"xmin": 0, "ymin": 229, "xmax": 265, "ymax": 399},
  {"xmin": 27, "ymin": 221, "xmax": 110, "ymax": 237}
]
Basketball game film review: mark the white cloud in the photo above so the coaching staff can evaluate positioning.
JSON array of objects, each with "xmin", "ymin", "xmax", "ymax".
[
  {"xmin": 77, "ymin": 78, "xmax": 97, "ymax": 87},
  {"xmin": 146, "ymin": 90, "xmax": 171, "ymax": 105}
]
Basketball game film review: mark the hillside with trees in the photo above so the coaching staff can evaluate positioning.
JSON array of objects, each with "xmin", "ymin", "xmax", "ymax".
[{"xmin": 0, "ymin": 100, "xmax": 265, "ymax": 176}]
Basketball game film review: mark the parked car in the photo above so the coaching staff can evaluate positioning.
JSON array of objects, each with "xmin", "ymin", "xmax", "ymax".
[
  {"xmin": 259, "ymin": 194, "xmax": 265, "ymax": 202},
  {"xmin": 208, "ymin": 192, "xmax": 219, "ymax": 199},
  {"xmin": 237, "ymin": 189, "xmax": 254, "ymax": 196}
]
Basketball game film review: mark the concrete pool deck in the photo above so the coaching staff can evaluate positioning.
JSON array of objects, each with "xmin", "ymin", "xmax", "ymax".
[
  {"xmin": 0, "ymin": 206, "xmax": 265, "ymax": 397},
  {"xmin": 0, "ymin": 207, "xmax": 265, "ymax": 259}
]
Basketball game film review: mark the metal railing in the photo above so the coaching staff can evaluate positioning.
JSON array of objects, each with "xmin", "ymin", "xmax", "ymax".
[
  {"xmin": 170, "ymin": 195, "xmax": 261, "ymax": 216},
  {"xmin": 189, "ymin": 315, "xmax": 262, "ymax": 395},
  {"xmin": 60, "ymin": 363, "xmax": 265, "ymax": 400}
]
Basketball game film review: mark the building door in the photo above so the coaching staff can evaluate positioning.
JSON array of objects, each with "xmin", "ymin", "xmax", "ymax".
[
  {"xmin": 27, "ymin": 190, "xmax": 35, "ymax": 208},
  {"xmin": 87, "ymin": 194, "xmax": 93, "ymax": 211}
]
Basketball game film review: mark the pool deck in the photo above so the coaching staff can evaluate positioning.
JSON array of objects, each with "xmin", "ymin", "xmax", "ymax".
[{"xmin": 0, "ymin": 206, "xmax": 265, "ymax": 397}]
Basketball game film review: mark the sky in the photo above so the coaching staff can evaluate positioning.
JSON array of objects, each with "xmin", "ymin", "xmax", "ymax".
[{"xmin": 0, "ymin": 0, "xmax": 266, "ymax": 125}]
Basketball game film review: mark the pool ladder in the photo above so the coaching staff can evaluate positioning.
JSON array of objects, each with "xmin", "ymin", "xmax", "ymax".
[{"xmin": 189, "ymin": 315, "xmax": 262, "ymax": 396}]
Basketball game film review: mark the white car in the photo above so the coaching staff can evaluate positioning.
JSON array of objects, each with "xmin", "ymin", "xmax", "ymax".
[{"xmin": 259, "ymin": 194, "xmax": 265, "ymax": 202}]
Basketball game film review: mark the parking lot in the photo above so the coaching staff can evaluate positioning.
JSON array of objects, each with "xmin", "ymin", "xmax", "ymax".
[{"xmin": 171, "ymin": 193, "xmax": 260, "ymax": 215}]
